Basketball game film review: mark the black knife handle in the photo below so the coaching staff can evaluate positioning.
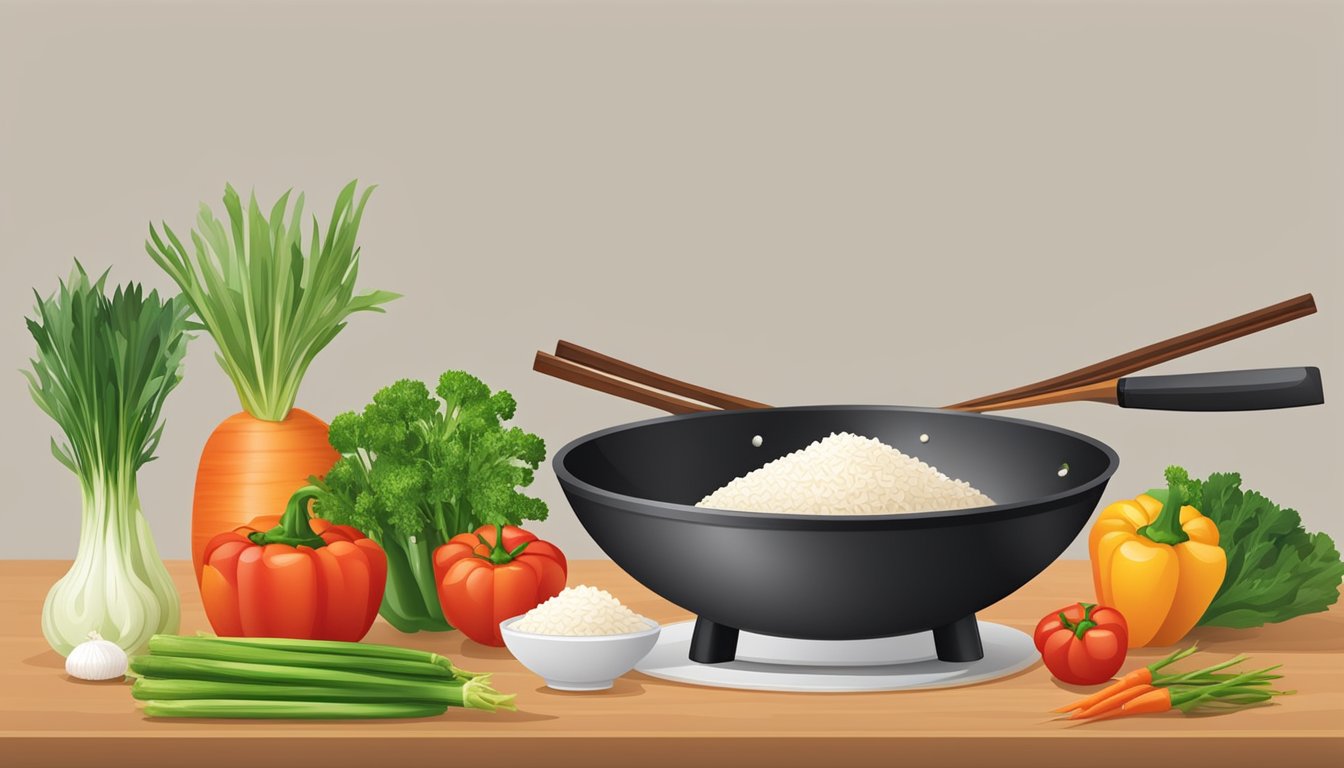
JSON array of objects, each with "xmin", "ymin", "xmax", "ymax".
[{"xmin": 1116, "ymin": 367, "xmax": 1324, "ymax": 411}]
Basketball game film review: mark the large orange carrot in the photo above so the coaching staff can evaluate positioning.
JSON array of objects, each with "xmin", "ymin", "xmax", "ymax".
[
  {"xmin": 147, "ymin": 181, "xmax": 397, "ymax": 589},
  {"xmin": 190, "ymin": 409, "xmax": 340, "ymax": 580}
]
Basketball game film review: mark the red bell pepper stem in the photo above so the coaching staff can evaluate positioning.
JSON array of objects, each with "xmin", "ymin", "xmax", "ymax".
[{"xmin": 248, "ymin": 486, "xmax": 328, "ymax": 549}]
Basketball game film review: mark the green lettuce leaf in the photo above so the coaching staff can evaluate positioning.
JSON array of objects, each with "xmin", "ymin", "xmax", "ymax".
[{"xmin": 1189, "ymin": 472, "xmax": 1343, "ymax": 628}]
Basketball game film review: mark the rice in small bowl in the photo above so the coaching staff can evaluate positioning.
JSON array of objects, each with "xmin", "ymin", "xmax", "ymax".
[{"xmin": 501, "ymin": 586, "xmax": 660, "ymax": 691}]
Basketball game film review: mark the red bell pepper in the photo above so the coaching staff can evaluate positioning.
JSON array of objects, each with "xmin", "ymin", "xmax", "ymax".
[
  {"xmin": 433, "ymin": 524, "xmax": 567, "ymax": 646},
  {"xmin": 200, "ymin": 486, "xmax": 388, "ymax": 642}
]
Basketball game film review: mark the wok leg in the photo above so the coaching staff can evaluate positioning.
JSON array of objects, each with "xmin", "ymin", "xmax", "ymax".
[
  {"xmin": 689, "ymin": 617, "xmax": 740, "ymax": 664},
  {"xmin": 933, "ymin": 614, "xmax": 984, "ymax": 662}
]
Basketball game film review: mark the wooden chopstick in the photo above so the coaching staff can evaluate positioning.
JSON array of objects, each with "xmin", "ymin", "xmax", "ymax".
[
  {"xmin": 955, "ymin": 379, "xmax": 1120, "ymax": 413},
  {"xmin": 944, "ymin": 293, "xmax": 1316, "ymax": 410},
  {"xmin": 553, "ymin": 340, "xmax": 770, "ymax": 410},
  {"xmin": 533, "ymin": 351, "xmax": 718, "ymax": 414}
]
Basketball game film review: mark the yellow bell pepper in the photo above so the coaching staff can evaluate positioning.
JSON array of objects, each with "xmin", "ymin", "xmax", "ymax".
[{"xmin": 1089, "ymin": 466, "xmax": 1226, "ymax": 647}]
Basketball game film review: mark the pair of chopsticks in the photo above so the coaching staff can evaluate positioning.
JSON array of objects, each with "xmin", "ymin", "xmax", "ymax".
[{"xmin": 532, "ymin": 294, "xmax": 1317, "ymax": 414}]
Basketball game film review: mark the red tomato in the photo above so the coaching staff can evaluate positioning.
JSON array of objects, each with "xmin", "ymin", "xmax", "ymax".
[
  {"xmin": 433, "ymin": 524, "xmax": 568, "ymax": 646},
  {"xmin": 1033, "ymin": 602, "xmax": 1129, "ymax": 685}
]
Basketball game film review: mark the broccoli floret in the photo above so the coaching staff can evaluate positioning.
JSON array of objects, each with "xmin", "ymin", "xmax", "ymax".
[
  {"xmin": 490, "ymin": 390, "xmax": 517, "ymax": 421},
  {"xmin": 360, "ymin": 378, "xmax": 438, "ymax": 458},
  {"xmin": 437, "ymin": 370, "xmax": 490, "ymax": 406},
  {"xmin": 310, "ymin": 370, "xmax": 549, "ymax": 632},
  {"xmin": 326, "ymin": 411, "xmax": 363, "ymax": 454},
  {"xmin": 371, "ymin": 460, "xmax": 432, "ymax": 538}
]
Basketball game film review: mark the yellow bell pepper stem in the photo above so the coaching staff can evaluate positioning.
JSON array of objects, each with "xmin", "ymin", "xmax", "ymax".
[{"xmin": 1138, "ymin": 475, "xmax": 1192, "ymax": 546}]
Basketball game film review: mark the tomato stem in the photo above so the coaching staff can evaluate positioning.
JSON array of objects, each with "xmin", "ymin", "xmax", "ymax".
[
  {"xmin": 467, "ymin": 524, "xmax": 533, "ymax": 564},
  {"xmin": 480, "ymin": 524, "xmax": 525, "ymax": 565},
  {"xmin": 1058, "ymin": 602, "xmax": 1099, "ymax": 640}
]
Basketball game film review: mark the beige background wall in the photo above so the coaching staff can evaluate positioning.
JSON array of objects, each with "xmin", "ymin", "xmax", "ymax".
[{"xmin": 1, "ymin": 0, "xmax": 1339, "ymax": 561}]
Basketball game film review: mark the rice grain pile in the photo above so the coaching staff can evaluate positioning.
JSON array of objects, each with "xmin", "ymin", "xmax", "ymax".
[
  {"xmin": 696, "ymin": 432, "xmax": 994, "ymax": 515},
  {"xmin": 511, "ymin": 585, "xmax": 653, "ymax": 636}
]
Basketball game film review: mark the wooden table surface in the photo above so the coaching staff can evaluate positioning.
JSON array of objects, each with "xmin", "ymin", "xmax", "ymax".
[{"xmin": 2, "ymin": 559, "xmax": 1340, "ymax": 767}]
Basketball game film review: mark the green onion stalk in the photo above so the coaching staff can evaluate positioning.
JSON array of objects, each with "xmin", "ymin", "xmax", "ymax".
[
  {"xmin": 23, "ymin": 265, "xmax": 192, "ymax": 656},
  {"xmin": 129, "ymin": 633, "xmax": 515, "ymax": 719}
]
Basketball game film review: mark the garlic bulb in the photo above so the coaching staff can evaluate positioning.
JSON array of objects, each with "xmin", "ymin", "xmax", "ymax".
[{"xmin": 65, "ymin": 631, "xmax": 129, "ymax": 681}]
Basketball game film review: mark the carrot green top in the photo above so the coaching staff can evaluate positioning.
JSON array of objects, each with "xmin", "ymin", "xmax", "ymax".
[{"xmin": 146, "ymin": 181, "xmax": 398, "ymax": 421}]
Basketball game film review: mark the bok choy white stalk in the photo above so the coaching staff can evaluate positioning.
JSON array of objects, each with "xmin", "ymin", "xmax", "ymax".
[{"xmin": 24, "ymin": 264, "xmax": 192, "ymax": 656}]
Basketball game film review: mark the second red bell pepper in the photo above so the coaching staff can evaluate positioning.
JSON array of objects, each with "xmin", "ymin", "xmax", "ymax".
[{"xmin": 433, "ymin": 524, "xmax": 567, "ymax": 646}]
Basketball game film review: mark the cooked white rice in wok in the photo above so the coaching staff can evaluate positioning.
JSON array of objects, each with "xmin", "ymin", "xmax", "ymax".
[{"xmin": 695, "ymin": 432, "xmax": 994, "ymax": 515}]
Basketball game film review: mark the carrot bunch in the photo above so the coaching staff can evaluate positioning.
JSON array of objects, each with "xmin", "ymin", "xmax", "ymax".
[{"xmin": 1054, "ymin": 645, "xmax": 1292, "ymax": 722}]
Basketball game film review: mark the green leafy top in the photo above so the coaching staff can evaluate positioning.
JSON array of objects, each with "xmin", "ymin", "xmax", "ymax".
[
  {"xmin": 1152, "ymin": 468, "xmax": 1344, "ymax": 628},
  {"xmin": 23, "ymin": 263, "xmax": 192, "ymax": 488},
  {"xmin": 1197, "ymin": 472, "xmax": 1343, "ymax": 628},
  {"xmin": 313, "ymin": 371, "xmax": 548, "ymax": 542},
  {"xmin": 145, "ymin": 180, "xmax": 398, "ymax": 421}
]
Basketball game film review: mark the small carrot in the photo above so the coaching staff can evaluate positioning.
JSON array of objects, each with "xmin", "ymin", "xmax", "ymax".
[
  {"xmin": 1069, "ymin": 683, "xmax": 1156, "ymax": 720},
  {"xmin": 1054, "ymin": 669, "xmax": 1153, "ymax": 714},
  {"xmin": 1052, "ymin": 645, "xmax": 1198, "ymax": 713},
  {"xmin": 1093, "ymin": 686, "xmax": 1173, "ymax": 720},
  {"xmin": 1080, "ymin": 667, "xmax": 1287, "ymax": 723}
]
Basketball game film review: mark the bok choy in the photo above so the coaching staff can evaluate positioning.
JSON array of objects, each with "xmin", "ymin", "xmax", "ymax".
[{"xmin": 24, "ymin": 264, "xmax": 192, "ymax": 656}]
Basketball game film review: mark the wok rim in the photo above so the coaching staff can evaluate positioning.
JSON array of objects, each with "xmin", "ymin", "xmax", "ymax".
[{"xmin": 553, "ymin": 404, "xmax": 1120, "ymax": 529}]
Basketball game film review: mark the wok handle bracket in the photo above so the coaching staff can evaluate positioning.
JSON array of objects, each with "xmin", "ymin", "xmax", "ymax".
[
  {"xmin": 932, "ymin": 614, "xmax": 984, "ymax": 662},
  {"xmin": 689, "ymin": 617, "xmax": 741, "ymax": 664}
]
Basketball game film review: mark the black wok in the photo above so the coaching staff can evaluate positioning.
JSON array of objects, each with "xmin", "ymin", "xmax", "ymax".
[{"xmin": 555, "ymin": 406, "xmax": 1117, "ymax": 664}]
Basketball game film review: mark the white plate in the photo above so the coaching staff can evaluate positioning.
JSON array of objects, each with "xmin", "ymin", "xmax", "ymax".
[{"xmin": 634, "ymin": 621, "xmax": 1038, "ymax": 692}]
